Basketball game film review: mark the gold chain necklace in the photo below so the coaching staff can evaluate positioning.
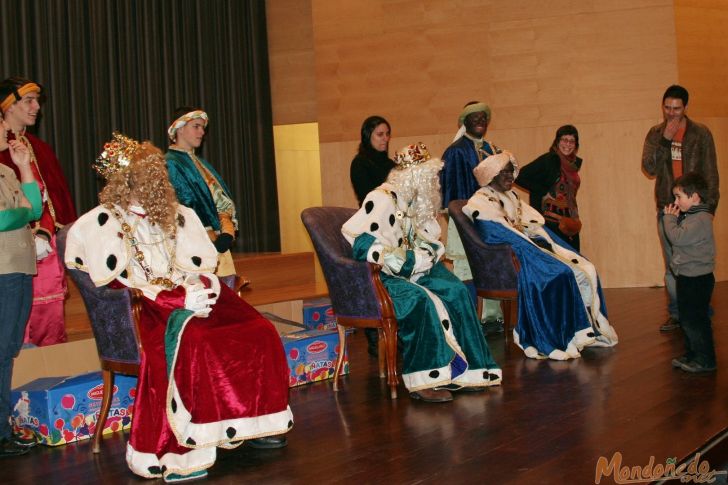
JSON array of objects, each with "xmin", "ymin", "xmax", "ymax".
[
  {"xmin": 17, "ymin": 134, "xmax": 58, "ymax": 229},
  {"xmin": 107, "ymin": 204, "xmax": 178, "ymax": 289},
  {"xmin": 483, "ymin": 188, "xmax": 524, "ymax": 232}
]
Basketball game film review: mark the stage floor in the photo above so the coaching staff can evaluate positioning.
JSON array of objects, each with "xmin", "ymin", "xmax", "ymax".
[{"xmin": 6, "ymin": 283, "xmax": 728, "ymax": 484}]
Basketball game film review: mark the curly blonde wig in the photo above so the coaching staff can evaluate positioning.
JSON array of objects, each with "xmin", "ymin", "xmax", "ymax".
[{"xmin": 99, "ymin": 142, "xmax": 179, "ymax": 234}]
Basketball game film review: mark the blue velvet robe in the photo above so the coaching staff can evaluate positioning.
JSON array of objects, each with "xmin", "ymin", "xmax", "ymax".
[
  {"xmin": 476, "ymin": 219, "xmax": 609, "ymax": 356},
  {"xmin": 165, "ymin": 150, "xmax": 234, "ymax": 232},
  {"xmin": 465, "ymin": 188, "xmax": 617, "ymax": 360},
  {"xmin": 440, "ymin": 137, "xmax": 499, "ymax": 208}
]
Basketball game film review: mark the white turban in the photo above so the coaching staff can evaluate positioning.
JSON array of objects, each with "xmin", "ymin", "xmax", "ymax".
[{"xmin": 473, "ymin": 151, "xmax": 519, "ymax": 187}]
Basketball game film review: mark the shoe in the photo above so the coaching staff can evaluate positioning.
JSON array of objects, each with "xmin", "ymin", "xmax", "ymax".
[
  {"xmin": 457, "ymin": 386, "xmax": 487, "ymax": 393},
  {"xmin": 409, "ymin": 388, "xmax": 453, "ymax": 403},
  {"xmin": 678, "ymin": 360, "xmax": 717, "ymax": 374},
  {"xmin": 0, "ymin": 438, "xmax": 30, "ymax": 457},
  {"xmin": 164, "ymin": 470, "xmax": 208, "ymax": 483},
  {"xmin": 433, "ymin": 383, "xmax": 487, "ymax": 393},
  {"xmin": 245, "ymin": 435, "xmax": 288, "ymax": 449},
  {"xmin": 660, "ymin": 317, "xmax": 680, "ymax": 332},
  {"xmin": 671, "ymin": 356, "xmax": 690, "ymax": 368},
  {"xmin": 482, "ymin": 318, "xmax": 505, "ymax": 335},
  {"xmin": 12, "ymin": 432, "xmax": 37, "ymax": 449}
]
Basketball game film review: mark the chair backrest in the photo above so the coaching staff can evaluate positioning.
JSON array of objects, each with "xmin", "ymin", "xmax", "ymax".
[
  {"xmin": 57, "ymin": 224, "xmax": 141, "ymax": 365},
  {"xmin": 448, "ymin": 200, "xmax": 518, "ymax": 292},
  {"xmin": 301, "ymin": 207, "xmax": 382, "ymax": 320}
]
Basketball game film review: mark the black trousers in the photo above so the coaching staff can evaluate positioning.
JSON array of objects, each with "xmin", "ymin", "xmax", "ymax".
[{"xmin": 677, "ymin": 273, "xmax": 715, "ymax": 367}]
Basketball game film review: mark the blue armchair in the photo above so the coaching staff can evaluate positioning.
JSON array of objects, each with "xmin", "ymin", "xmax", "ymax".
[
  {"xmin": 301, "ymin": 207, "xmax": 399, "ymax": 399},
  {"xmin": 448, "ymin": 200, "xmax": 520, "ymax": 335}
]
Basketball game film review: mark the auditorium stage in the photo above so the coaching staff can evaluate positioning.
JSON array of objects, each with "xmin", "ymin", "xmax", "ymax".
[{"xmin": 7, "ymin": 283, "xmax": 728, "ymax": 484}]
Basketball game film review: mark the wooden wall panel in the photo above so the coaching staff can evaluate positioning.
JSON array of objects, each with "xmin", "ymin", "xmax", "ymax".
[
  {"xmin": 266, "ymin": 0, "xmax": 318, "ymax": 125},
  {"xmin": 311, "ymin": 0, "xmax": 676, "ymax": 142},
  {"xmin": 673, "ymin": 2, "xmax": 728, "ymax": 282},
  {"xmin": 675, "ymin": 0, "xmax": 728, "ymax": 118},
  {"xmin": 700, "ymin": 117, "xmax": 728, "ymax": 283}
]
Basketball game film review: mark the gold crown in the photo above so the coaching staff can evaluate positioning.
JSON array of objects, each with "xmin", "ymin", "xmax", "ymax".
[
  {"xmin": 393, "ymin": 142, "xmax": 431, "ymax": 170},
  {"xmin": 93, "ymin": 132, "xmax": 141, "ymax": 179}
]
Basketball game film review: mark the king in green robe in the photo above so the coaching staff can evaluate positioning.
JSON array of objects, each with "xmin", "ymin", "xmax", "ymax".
[{"xmin": 342, "ymin": 143, "xmax": 501, "ymax": 396}]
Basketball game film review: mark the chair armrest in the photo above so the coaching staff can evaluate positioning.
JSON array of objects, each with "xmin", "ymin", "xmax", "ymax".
[
  {"xmin": 129, "ymin": 288, "xmax": 144, "ymax": 354},
  {"xmin": 321, "ymin": 256, "xmax": 383, "ymax": 320},
  {"xmin": 368, "ymin": 263, "xmax": 396, "ymax": 320}
]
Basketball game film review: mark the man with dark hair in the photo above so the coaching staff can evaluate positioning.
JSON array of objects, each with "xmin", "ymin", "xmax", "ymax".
[
  {"xmin": 0, "ymin": 77, "xmax": 76, "ymax": 346},
  {"xmin": 642, "ymin": 84, "xmax": 719, "ymax": 332},
  {"xmin": 165, "ymin": 107, "xmax": 239, "ymax": 278}
]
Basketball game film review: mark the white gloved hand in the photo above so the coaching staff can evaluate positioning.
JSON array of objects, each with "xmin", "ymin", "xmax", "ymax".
[
  {"xmin": 35, "ymin": 236, "xmax": 53, "ymax": 260},
  {"xmin": 183, "ymin": 281, "xmax": 216, "ymax": 318},
  {"xmin": 412, "ymin": 248, "xmax": 434, "ymax": 275}
]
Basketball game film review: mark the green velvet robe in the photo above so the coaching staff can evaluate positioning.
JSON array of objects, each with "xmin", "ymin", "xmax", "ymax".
[{"xmin": 342, "ymin": 183, "xmax": 501, "ymax": 391}]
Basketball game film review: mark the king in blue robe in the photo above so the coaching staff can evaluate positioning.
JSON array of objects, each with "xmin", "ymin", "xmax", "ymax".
[{"xmin": 464, "ymin": 151, "xmax": 618, "ymax": 360}]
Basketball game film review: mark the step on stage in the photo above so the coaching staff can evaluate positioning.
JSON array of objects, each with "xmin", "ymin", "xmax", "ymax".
[{"xmin": 10, "ymin": 276, "xmax": 728, "ymax": 484}]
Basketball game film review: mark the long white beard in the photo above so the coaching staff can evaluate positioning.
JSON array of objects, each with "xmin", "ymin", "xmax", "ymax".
[{"xmin": 386, "ymin": 158, "xmax": 443, "ymax": 231}]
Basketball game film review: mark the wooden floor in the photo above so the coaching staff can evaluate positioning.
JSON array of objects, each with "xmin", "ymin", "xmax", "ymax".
[{"xmin": 7, "ymin": 283, "xmax": 728, "ymax": 485}]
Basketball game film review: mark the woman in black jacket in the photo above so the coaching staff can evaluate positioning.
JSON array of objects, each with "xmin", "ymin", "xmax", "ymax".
[
  {"xmin": 516, "ymin": 125, "xmax": 583, "ymax": 251},
  {"xmin": 350, "ymin": 116, "xmax": 394, "ymax": 206}
]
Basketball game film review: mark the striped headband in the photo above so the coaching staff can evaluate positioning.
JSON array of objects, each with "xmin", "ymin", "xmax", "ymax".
[
  {"xmin": 458, "ymin": 102, "xmax": 491, "ymax": 126},
  {"xmin": 167, "ymin": 110, "xmax": 208, "ymax": 141},
  {"xmin": 0, "ymin": 82, "xmax": 42, "ymax": 113}
]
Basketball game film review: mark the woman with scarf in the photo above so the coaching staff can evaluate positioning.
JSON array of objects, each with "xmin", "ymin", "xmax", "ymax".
[
  {"xmin": 515, "ymin": 125, "xmax": 583, "ymax": 251},
  {"xmin": 343, "ymin": 142, "xmax": 501, "ymax": 404},
  {"xmin": 65, "ymin": 134, "xmax": 292, "ymax": 482},
  {"xmin": 465, "ymin": 151, "xmax": 618, "ymax": 360}
]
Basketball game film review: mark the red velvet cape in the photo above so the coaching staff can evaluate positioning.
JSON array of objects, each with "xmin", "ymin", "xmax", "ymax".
[{"xmin": 0, "ymin": 132, "xmax": 76, "ymax": 230}]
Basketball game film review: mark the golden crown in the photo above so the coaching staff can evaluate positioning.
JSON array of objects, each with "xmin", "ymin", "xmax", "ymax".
[
  {"xmin": 93, "ymin": 132, "xmax": 141, "ymax": 179},
  {"xmin": 393, "ymin": 142, "xmax": 431, "ymax": 170}
]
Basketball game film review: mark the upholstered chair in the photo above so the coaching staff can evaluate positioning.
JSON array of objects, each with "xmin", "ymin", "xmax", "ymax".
[
  {"xmin": 448, "ymin": 200, "xmax": 520, "ymax": 335},
  {"xmin": 301, "ymin": 207, "xmax": 399, "ymax": 399}
]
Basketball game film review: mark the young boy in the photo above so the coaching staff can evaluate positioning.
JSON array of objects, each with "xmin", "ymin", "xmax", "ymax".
[{"xmin": 663, "ymin": 172, "xmax": 716, "ymax": 373}]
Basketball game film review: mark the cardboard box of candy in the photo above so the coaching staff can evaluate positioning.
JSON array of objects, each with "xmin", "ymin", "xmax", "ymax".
[
  {"xmin": 281, "ymin": 329, "xmax": 349, "ymax": 387},
  {"xmin": 302, "ymin": 297, "xmax": 337, "ymax": 331},
  {"xmin": 11, "ymin": 371, "xmax": 137, "ymax": 446}
]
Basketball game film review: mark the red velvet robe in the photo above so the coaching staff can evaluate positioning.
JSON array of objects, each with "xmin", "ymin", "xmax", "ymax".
[{"xmin": 125, "ymin": 283, "xmax": 293, "ymax": 478}]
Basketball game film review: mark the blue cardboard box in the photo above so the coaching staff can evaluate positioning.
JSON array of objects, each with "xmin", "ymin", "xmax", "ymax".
[
  {"xmin": 281, "ymin": 329, "xmax": 349, "ymax": 387},
  {"xmin": 302, "ymin": 297, "xmax": 337, "ymax": 330},
  {"xmin": 11, "ymin": 371, "xmax": 137, "ymax": 446}
]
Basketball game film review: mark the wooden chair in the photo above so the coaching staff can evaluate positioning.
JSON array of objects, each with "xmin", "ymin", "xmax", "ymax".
[
  {"xmin": 57, "ymin": 224, "xmax": 245, "ymax": 453},
  {"xmin": 448, "ymin": 200, "xmax": 520, "ymax": 335},
  {"xmin": 301, "ymin": 207, "xmax": 399, "ymax": 399}
]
